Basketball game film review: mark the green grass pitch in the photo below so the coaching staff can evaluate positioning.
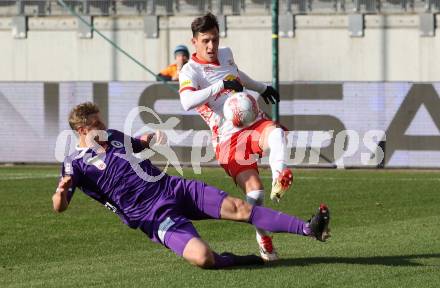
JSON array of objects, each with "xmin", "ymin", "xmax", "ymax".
[{"xmin": 0, "ymin": 166, "xmax": 439, "ymax": 287}]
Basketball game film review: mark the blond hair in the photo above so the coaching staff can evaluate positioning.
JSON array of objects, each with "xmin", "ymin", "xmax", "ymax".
[{"xmin": 68, "ymin": 102, "xmax": 100, "ymax": 130}]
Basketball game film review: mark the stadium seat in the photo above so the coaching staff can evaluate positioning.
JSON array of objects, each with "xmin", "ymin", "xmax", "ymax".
[
  {"xmin": 380, "ymin": 0, "xmax": 411, "ymax": 12},
  {"xmin": 84, "ymin": 0, "xmax": 114, "ymax": 15},
  {"xmin": 289, "ymin": 0, "xmax": 311, "ymax": 13},
  {"xmin": 211, "ymin": 0, "xmax": 244, "ymax": 15},
  {"xmin": 344, "ymin": 0, "xmax": 380, "ymax": 13},
  {"xmin": 150, "ymin": 0, "xmax": 175, "ymax": 15},
  {"xmin": 425, "ymin": 0, "xmax": 440, "ymax": 11},
  {"xmin": 50, "ymin": 0, "xmax": 83, "ymax": 16},
  {"xmin": 242, "ymin": 0, "xmax": 270, "ymax": 15},
  {"xmin": 411, "ymin": 0, "xmax": 427, "ymax": 12},
  {"xmin": 116, "ymin": 0, "xmax": 148, "ymax": 15},
  {"xmin": 175, "ymin": 0, "xmax": 209, "ymax": 15},
  {"xmin": 0, "ymin": 1, "xmax": 17, "ymax": 17},
  {"xmin": 310, "ymin": 0, "xmax": 339, "ymax": 13},
  {"xmin": 0, "ymin": 0, "xmax": 436, "ymax": 16},
  {"xmin": 349, "ymin": 0, "xmax": 380, "ymax": 12},
  {"xmin": 18, "ymin": 0, "xmax": 50, "ymax": 16}
]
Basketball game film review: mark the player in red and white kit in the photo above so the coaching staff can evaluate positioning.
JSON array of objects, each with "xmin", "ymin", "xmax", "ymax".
[{"xmin": 179, "ymin": 13, "xmax": 293, "ymax": 261}]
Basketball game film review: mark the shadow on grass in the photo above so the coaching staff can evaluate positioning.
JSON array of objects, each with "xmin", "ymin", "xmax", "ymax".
[{"xmin": 231, "ymin": 253, "xmax": 440, "ymax": 270}]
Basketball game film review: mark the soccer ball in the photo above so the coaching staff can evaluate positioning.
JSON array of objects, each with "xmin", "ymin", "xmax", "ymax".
[{"xmin": 223, "ymin": 92, "xmax": 259, "ymax": 127}]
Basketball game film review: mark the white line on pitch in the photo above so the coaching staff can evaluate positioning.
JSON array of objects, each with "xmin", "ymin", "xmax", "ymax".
[
  {"xmin": 229, "ymin": 175, "xmax": 440, "ymax": 182},
  {"xmin": 0, "ymin": 174, "xmax": 59, "ymax": 181}
]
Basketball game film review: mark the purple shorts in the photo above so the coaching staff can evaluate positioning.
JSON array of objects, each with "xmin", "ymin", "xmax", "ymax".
[{"xmin": 139, "ymin": 177, "xmax": 228, "ymax": 256}]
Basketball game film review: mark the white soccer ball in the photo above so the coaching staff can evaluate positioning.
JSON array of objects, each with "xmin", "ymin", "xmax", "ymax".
[{"xmin": 223, "ymin": 92, "xmax": 259, "ymax": 127}]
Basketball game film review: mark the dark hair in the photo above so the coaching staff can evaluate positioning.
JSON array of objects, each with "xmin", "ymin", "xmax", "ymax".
[{"xmin": 191, "ymin": 12, "xmax": 219, "ymax": 37}]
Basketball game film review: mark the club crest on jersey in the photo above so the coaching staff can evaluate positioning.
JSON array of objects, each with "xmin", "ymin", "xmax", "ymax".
[
  {"xmin": 110, "ymin": 140, "xmax": 123, "ymax": 148},
  {"xmin": 204, "ymin": 66, "xmax": 214, "ymax": 74},
  {"xmin": 228, "ymin": 59, "xmax": 234, "ymax": 66},
  {"xmin": 86, "ymin": 156, "xmax": 107, "ymax": 170}
]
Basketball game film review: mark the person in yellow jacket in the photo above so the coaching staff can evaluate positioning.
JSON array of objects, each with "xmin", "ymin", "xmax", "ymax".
[{"xmin": 157, "ymin": 45, "xmax": 190, "ymax": 81}]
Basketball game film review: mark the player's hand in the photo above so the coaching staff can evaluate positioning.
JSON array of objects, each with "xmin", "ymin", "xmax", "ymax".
[
  {"xmin": 153, "ymin": 130, "xmax": 168, "ymax": 146},
  {"xmin": 56, "ymin": 176, "xmax": 72, "ymax": 195},
  {"xmin": 223, "ymin": 79, "xmax": 243, "ymax": 92},
  {"xmin": 261, "ymin": 86, "xmax": 280, "ymax": 104}
]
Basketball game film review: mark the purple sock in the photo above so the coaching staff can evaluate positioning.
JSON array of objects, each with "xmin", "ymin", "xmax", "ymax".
[
  {"xmin": 213, "ymin": 253, "xmax": 235, "ymax": 268},
  {"xmin": 249, "ymin": 206, "xmax": 309, "ymax": 236}
]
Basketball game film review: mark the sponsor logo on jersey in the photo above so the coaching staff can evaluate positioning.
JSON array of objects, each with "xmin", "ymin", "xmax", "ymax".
[
  {"xmin": 104, "ymin": 202, "xmax": 118, "ymax": 213},
  {"xmin": 86, "ymin": 156, "xmax": 107, "ymax": 170},
  {"xmin": 180, "ymin": 79, "xmax": 192, "ymax": 88},
  {"xmin": 158, "ymin": 217, "xmax": 176, "ymax": 244},
  {"xmin": 110, "ymin": 140, "xmax": 123, "ymax": 148},
  {"xmin": 64, "ymin": 162, "xmax": 72, "ymax": 174},
  {"xmin": 224, "ymin": 74, "xmax": 236, "ymax": 81}
]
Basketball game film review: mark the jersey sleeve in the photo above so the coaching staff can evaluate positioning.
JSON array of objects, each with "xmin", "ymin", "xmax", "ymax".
[
  {"xmin": 224, "ymin": 47, "xmax": 235, "ymax": 64},
  {"xmin": 224, "ymin": 47, "xmax": 267, "ymax": 94},
  {"xmin": 238, "ymin": 70, "xmax": 267, "ymax": 94},
  {"xmin": 179, "ymin": 66, "xmax": 199, "ymax": 93},
  {"xmin": 60, "ymin": 159, "xmax": 81, "ymax": 203},
  {"xmin": 179, "ymin": 64, "xmax": 225, "ymax": 111},
  {"xmin": 108, "ymin": 129, "xmax": 145, "ymax": 153}
]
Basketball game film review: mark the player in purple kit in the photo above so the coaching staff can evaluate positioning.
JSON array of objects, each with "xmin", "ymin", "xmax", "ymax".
[{"xmin": 53, "ymin": 102, "xmax": 331, "ymax": 269}]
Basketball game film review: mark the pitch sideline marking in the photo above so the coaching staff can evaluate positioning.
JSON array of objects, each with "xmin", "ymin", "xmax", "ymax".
[
  {"xmin": 231, "ymin": 175, "xmax": 440, "ymax": 182},
  {"xmin": 0, "ymin": 174, "xmax": 59, "ymax": 181}
]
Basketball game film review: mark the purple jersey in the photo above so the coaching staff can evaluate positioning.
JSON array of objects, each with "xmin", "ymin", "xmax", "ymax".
[{"xmin": 61, "ymin": 129, "xmax": 170, "ymax": 228}]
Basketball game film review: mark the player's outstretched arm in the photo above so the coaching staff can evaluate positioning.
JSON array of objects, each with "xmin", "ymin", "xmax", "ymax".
[
  {"xmin": 137, "ymin": 133, "xmax": 155, "ymax": 149},
  {"xmin": 238, "ymin": 70, "xmax": 267, "ymax": 94},
  {"xmin": 52, "ymin": 176, "xmax": 71, "ymax": 213},
  {"xmin": 238, "ymin": 70, "xmax": 280, "ymax": 104},
  {"xmin": 137, "ymin": 130, "xmax": 168, "ymax": 149},
  {"xmin": 179, "ymin": 80, "xmax": 226, "ymax": 111},
  {"xmin": 180, "ymin": 80, "xmax": 243, "ymax": 111}
]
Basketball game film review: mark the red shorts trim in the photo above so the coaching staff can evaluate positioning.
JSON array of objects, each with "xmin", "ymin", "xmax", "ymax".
[{"xmin": 216, "ymin": 119, "xmax": 276, "ymax": 181}]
